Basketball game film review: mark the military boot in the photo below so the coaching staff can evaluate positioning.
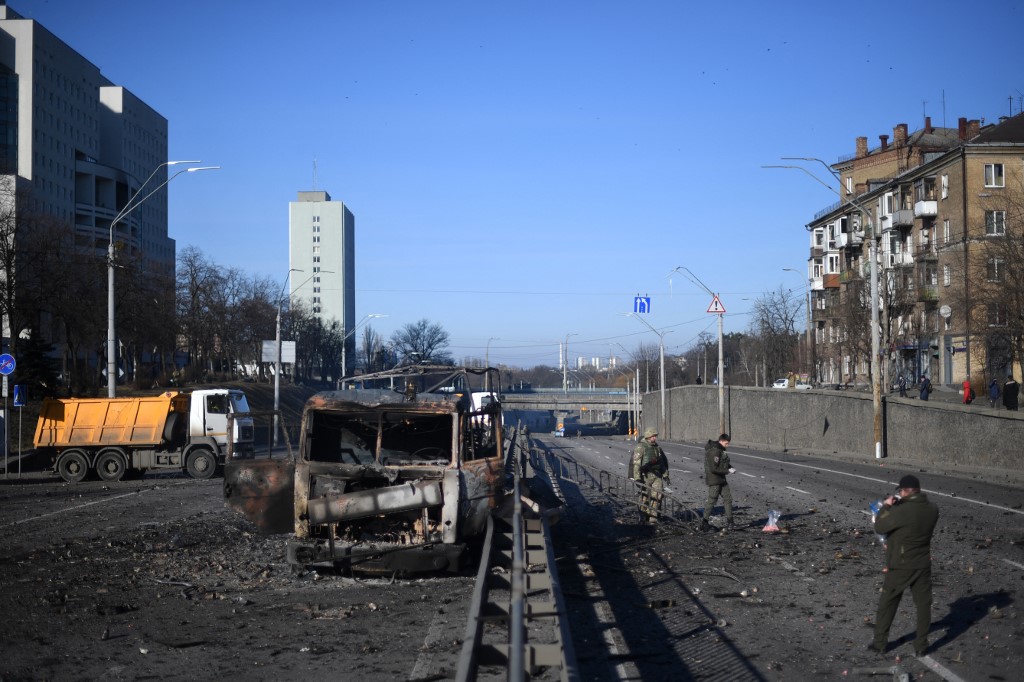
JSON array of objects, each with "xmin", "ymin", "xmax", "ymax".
[{"xmin": 699, "ymin": 518, "xmax": 711, "ymax": 532}]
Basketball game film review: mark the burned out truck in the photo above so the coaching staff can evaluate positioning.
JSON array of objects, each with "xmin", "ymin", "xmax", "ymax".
[{"xmin": 224, "ymin": 367, "xmax": 505, "ymax": 574}]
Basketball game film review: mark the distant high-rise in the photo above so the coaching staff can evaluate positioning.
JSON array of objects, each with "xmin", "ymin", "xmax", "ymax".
[{"xmin": 288, "ymin": 190, "xmax": 356, "ymax": 373}]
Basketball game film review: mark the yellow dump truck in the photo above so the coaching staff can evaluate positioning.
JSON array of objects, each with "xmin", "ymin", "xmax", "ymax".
[{"xmin": 34, "ymin": 389, "xmax": 254, "ymax": 483}]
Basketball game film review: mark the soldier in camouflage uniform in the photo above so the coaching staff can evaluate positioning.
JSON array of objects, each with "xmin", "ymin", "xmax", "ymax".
[{"xmin": 629, "ymin": 427, "xmax": 669, "ymax": 523}]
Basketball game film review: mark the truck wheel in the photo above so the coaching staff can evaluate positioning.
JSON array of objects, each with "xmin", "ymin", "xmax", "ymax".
[
  {"xmin": 57, "ymin": 450, "xmax": 89, "ymax": 483},
  {"xmin": 95, "ymin": 449, "xmax": 127, "ymax": 482},
  {"xmin": 186, "ymin": 448, "xmax": 217, "ymax": 479}
]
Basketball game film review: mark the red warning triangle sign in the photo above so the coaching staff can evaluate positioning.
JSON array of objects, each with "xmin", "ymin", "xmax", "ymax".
[{"xmin": 707, "ymin": 295, "xmax": 726, "ymax": 314}]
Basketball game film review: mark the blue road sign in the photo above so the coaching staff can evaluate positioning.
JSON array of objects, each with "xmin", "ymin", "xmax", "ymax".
[
  {"xmin": 633, "ymin": 296, "xmax": 651, "ymax": 314},
  {"xmin": 0, "ymin": 353, "xmax": 14, "ymax": 375},
  {"xmin": 13, "ymin": 384, "xmax": 25, "ymax": 407}
]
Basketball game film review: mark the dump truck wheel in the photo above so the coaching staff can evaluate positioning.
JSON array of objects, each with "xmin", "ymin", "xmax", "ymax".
[
  {"xmin": 95, "ymin": 449, "xmax": 127, "ymax": 482},
  {"xmin": 57, "ymin": 450, "xmax": 89, "ymax": 483},
  {"xmin": 186, "ymin": 448, "xmax": 217, "ymax": 479}
]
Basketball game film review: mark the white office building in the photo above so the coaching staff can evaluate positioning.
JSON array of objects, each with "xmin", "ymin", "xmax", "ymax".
[{"xmin": 288, "ymin": 190, "xmax": 356, "ymax": 374}]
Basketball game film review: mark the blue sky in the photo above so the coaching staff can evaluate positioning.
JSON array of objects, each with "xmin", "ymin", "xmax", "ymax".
[{"xmin": 21, "ymin": 1, "xmax": 1023, "ymax": 367}]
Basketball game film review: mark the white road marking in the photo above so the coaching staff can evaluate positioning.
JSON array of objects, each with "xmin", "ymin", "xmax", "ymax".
[
  {"xmin": 786, "ymin": 486, "xmax": 810, "ymax": 495},
  {"xmin": 670, "ymin": 444, "xmax": 1024, "ymax": 517},
  {"xmin": 5, "ymin": 481, "xmax": 197, "ymax": 527},
  {"xmin": 1003, "ymin": 558, "xmax": 1024, "ymax": 571},
  {"xmin": 916, "ymin": 654, "xmax": 969, "ymax": 682},
  {"xmin": 408, "ymin": 606, "xmax": 452, "ymax": 681},
  {"xmin": 739, "ymin": 472, "xmax": 757, "ymax": 478}
]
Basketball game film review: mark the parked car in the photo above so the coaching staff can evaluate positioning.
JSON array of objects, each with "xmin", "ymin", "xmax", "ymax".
[{"xmin": 773, "ymin": 378, "xmax": 811, "ymax": 390}]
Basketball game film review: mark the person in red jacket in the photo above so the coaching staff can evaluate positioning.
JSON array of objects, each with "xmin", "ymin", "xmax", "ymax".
[{"xmin": 962, "ymin": 376, "xmax": 973, "ymax": 404}]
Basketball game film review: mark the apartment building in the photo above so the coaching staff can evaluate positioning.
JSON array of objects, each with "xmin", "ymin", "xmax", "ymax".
[
  {"xmin": 0, "ymin": 3, "xmax": 170, "ymax": 344},
  {"xmin": 287, "ymin": 190, "xmax": 356, "ymax": 374},
  {"xmin": 805, "ymin": 112, "xmax": 1024, "ymax": 388}
]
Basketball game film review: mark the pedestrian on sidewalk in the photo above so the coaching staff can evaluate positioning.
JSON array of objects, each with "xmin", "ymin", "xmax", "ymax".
[
  {"xmin": 700, "ymin": 433, "xmax": 734, "ymax": 532},
  {"xmin": 989, "ymin": 379, "xmax": 1001, "ymax": 409},
  {"xmin": 962, "ymin": 376, "xmax": 974, "ymax": 405},
  {"xmin": 918, "ymin": 375, "xmax": 931, "ymax": 401},
  {"xmin": 869, "ymin": 474, "xmax": 939, "ymax": 657},
  {"xmin": 897, "ymin": 374, "xmax": 908, "ymax": 398},
  {"xmin": 1003, "ymin": 376, "xmax": 1020, "ymax": 411}
]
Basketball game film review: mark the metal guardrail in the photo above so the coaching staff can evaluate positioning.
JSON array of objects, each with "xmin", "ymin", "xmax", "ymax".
[
  {"xmin": 543, "ymin": 448, "xmax": 701, "ymax": 526},
  {"xmin": 456, "ymin": 426, "xmax": 578, "ymax": 682}
]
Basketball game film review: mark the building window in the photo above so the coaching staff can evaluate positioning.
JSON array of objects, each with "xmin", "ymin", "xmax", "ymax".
[
  {"xmin": 814, "ymin": 228, "xmax": 824, "ymax": 247},
  {"xmin": 845, "ymin": 177, "xmax": 852, "ymax": 195},
  {"xmin": 985, "ymin": 210, "xmax": 1006, "ymax": 236},
  {"xmin": 812, "ymin": 258, "xmax": 823, "ymax": 278},
  {"xmin": 943, "ymin": 264, "xmax": 951, "ymax": 286},
  {"xmin": 988, "ymin": 304, "xmax": 1007, "ymax": 327},
  {"xmin": 941, "ymin": 174, "xmax": 948, "ymax": 199},
  {"xmin": 984, "ymin": 163, "xmax": 1005, "ymax": 188},
  {"xmin": 986, "ymin": 257, "xmax": 1004, "ymax": 282},
  {"xmin": 943, "ymin": 219, "xmax": 950, "ymax": 244},
  {"xmin": 826, "ymin": 254, "xmax": 839, "ymax": 273},
  {"xmin": 915, "ymin": 177, "xmax": 936, "ymax": 201},
  {"xmin": 313, "ymin": 266, "xmax": 320, "ymax": 273},
  {"xmin": 314, "ymin": 276, "xmax": 320, "ymax": 283}
]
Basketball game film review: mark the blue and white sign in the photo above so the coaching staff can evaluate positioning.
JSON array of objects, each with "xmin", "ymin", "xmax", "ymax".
[
  {"xmin": 13, "ymin": 384, "xmax": 25, "ymax": 407},
  {"xmin": 0, "ymin": 353, "xmax": 15, "ymax": 375},
  {"xmin": 633, "ymin": 296, "xmax": 651, "ymax": 314}
]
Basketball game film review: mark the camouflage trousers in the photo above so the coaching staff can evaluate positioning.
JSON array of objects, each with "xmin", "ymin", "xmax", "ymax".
[{"xmin": 638, "ymin": 473, "xmax": 665, "ymax": 522}]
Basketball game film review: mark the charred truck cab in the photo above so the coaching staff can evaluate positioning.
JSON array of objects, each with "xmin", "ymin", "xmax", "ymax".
[{"xmin": 225, "ymin": 367, "xmax": 505, "ymax": 574}]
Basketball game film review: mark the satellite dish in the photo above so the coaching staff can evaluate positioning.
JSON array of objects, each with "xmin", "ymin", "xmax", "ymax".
[{"xmin": 939, "ymin": 305, "xmax": 951, "ymax": 318}]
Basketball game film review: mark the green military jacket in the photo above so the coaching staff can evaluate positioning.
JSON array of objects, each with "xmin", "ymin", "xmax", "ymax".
[
  {"xmin": 874, "ymin": 491, "xmax": 939, "ymax": 570},
  {"xmin": 704, "ymin": 440, "xmax": 731, "ymax": 485}
]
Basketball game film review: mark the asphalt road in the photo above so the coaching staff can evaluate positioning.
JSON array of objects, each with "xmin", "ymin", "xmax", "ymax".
[{"xmin": 540, "ymin": 434, "xmax": 1024, "ymax": 681}]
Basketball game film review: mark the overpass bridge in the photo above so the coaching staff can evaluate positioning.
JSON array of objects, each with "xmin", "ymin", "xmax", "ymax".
[{"xmin": 500, "ymin": 388, "xmax": 633, "ymax": 412}]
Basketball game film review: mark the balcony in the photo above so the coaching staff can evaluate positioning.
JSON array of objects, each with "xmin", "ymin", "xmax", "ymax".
[
  {"xmin": 886, "ymin": 252, "xmax": 914, "ymax": 268},
  {"xmin": 889, "ymin": 209, "xmax": 915, "ymax": 227},
  {"xmin": 823, "ymin": 273, "xmax": 840, "ymax": 289},
  {"xmin": 917, "ymin": 284, "xmax": 938, "ymax": 302},
  {"xmin": 914, "ymin": 200, "xmax": 937, "ymax": 217}
]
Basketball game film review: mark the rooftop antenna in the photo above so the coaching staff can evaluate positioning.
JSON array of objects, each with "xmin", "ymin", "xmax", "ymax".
[
  {"xmin": 312, "ymin": 158, "xmax": 318, "ymax": 191},
  {"xmin": 942, "ymin": 90, "xmax": 946, "ymax": 128}
]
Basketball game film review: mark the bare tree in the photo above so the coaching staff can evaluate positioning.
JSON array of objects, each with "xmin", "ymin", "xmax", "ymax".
[
  {"xmin": 360, "ymin": 325, "xmax": 386, "ymax": 373},
  {"xmin": 750, "ymin": 286, "xmax": 802, "ymax": 380},
  {"xmin": 390, "ymin": 319, "xmax": 452, "ymax": 365}
]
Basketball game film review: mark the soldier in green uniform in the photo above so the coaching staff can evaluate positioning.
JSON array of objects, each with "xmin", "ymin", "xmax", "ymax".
[
  {"xmin": 629, "ymin": 427, "xmax": 669, "ymax": 523},
  {"xmin": 700, "ymin": 433, "xmax": 734, "ymax": 531},
  {"xmin": 869, "ymin": 474, "xmax": 939, "ymax": 656}
]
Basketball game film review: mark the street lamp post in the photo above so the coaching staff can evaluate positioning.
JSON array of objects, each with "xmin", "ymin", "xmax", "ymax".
[
  {"xmin": 106, "ymin": 161, "xmax": 216, "ymax": 397},
  {"xmin": 562, "ymin": 333, "xmax": 577, "ymax": 395},
  {"xmin": 272, "ymin": 269, "xmax": 337, "ymax": 444},
  {"xmin": 672, "ymin": 266, "xmax": 726, "ymax": 434},
  {"xmin": 485, "ymin": 337, "xmax": 499, "ymax": 391},
  {"xmin": 339, "ymin": 313, "xmax": 387, "ymax": 388},
  {"xmin": 766, "ymin": 160, "xmax": 885, "ymax": 458},
  {"xmin": 273, "ymin": 269, "xmax": 300, "ymax": 446},
  {"xmin": 783, "ymin": 267, "xmax": 814, "ymax": 382},
  {"xmin": 625, "ymin": 313, "xmax": 670, "ymax": 435}
]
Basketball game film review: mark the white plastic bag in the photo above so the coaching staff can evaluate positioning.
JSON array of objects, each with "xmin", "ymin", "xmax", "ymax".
[{"xmin": 763, "ymin": 509, "xmax": 781, "ymax": 532}]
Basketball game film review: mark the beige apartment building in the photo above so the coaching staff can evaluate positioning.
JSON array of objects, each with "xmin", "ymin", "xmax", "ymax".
[{"xmin": 804, "ymin": 112, "xmax": 1024, "ymax": 392}]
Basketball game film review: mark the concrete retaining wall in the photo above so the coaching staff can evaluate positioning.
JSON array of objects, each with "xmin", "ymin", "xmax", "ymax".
[{"xmin": 647, "ymin": 386, "xmax": 1024, "ymax": 474}]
